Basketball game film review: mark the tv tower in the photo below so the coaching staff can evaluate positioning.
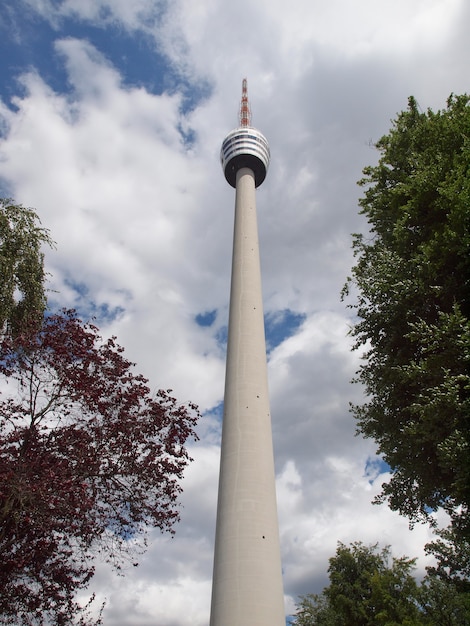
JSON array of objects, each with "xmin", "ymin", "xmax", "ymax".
[{"xmin": 209, "ymin": 79, "xmax": 285, "ymax": 626}]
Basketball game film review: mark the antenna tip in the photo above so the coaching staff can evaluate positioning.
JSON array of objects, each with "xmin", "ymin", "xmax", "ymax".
[{"xmin": 239, "ymin": 78, "xmax": 251, "ymax": 127}]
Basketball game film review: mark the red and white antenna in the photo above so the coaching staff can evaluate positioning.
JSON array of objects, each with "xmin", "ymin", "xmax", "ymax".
[{"xmin": 239, "ymin": 78, "xmax": 251, "ymax": 127}]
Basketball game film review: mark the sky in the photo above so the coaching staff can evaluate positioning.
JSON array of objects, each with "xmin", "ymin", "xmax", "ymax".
[{"xmin": 0, "ymin": 0, "xmax": 468, "ymax": 624}]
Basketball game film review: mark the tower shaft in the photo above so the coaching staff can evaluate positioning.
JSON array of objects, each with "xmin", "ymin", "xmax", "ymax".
[{"xmin": 210, "ymin": 167, "xmax": 285, "ymax": 626}]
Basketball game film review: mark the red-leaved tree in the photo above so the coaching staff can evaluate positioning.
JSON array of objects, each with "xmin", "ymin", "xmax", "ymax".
[{"xmin": 0, "ymin": 310, "xmax": 199, "ymax": 625}]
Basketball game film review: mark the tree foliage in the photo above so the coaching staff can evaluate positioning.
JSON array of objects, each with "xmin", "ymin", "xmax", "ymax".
[
  {"xmin": 424, "ymin": 526, "xmax": 470, "ymax": 593},
  {"xmin": 0, "ymin": 310, "xmax": 199, "ymax": 624},
  {"xmin": 295, "ymin": 542, "xmax": 470, "ymax": 626},
  {"xmin": 419, "ymin": 575, "xmax": 470, "ymax": 626},
  {"xmin": 295, "ymin": 542, "xmax": 422, "ymax": 626},
  {"xmin": 343, "ymin": 95, "xmax": 470, "ymax": 534},
  {"xmin": 0, "ymin": 199, "xmax": 53, "ymax": 336}
]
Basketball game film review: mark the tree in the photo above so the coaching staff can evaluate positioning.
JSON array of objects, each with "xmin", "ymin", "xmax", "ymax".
[
  {"xmin": 0, "ymin": 199, "xmax": 53, "ymax": 336},
  {"xmin": 424, "ymin": 526, "xmax": 470, "ymax": 593},
  {"xmin": 343, "ymin": 95, "xmax": 470, "ymax": 535},
  {"xmin": 295, "ymin": 542, "xmax": 423, "ymax": 625},
  {"xmin": 419, "ymin": 575, "xmax": 470, "ymax": 626},
  {"xmin": 0, "ymin": 310, "xmax": 199, "ymax": 625},
  {"xmin": 295, "ymin": 593, "xmax": 336, "ymax": 626},
  {"xmin": 295, "ymin": 541, "xmax": 470, "ymax": 626}
]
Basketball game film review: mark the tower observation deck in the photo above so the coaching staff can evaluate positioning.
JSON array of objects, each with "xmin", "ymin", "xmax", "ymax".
[
  {"xmin": 210, "ymin": 80, "xmax": 285, "ymax": 626},
  {"xmin": 220, "ymin": 78, "xmax": 271, "ymax": 187},
  {"xmin": 221, "ymin": 127, "xmax": 270, "ymax": 187}
]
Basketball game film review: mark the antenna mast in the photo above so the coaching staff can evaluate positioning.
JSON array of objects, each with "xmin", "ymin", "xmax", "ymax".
[{"xmin": 239, "ymin": 78, "xmax": 251, "ymax": 127}]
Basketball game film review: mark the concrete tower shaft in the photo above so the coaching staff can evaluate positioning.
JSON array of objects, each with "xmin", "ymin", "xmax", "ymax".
[{"xmin": 210, "ymin": 82, "xmax": 284, "ymax": 626}]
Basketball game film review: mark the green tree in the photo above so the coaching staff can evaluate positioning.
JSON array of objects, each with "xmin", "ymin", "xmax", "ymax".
[
  {"xmin": 296, "ymin": 593, "xmax": 336, "ymax": 626},
  {"xmin": 343, "ymin": 95, "xmax": 470, "ymax": 534},
  {"xmin": 0, "ymin": 199, "xmax": 53, "ymax": 336},
  {"xmin": 295, "ymin": 542, "xmax": 423, "ymax": 626},
  {"xmin": 295, "ymin": 542, "xmax": 470, "ymax": 626},
  {"xmin": 424, "ymin": 526, "xmax": 470, "ymax": 592},
  {"xmin": 419, "ymin": 576, "xmax": 470, "ymax": 626}
]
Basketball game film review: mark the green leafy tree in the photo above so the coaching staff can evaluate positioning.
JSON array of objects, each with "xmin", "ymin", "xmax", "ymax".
[
  {"xmin": 296, "ymin": 593, "xmax": 336, "ymax": 626},
  {"xmin": 424, "ymin": 526, "xmax": 470, "ymax": 592},
  {"xmin": 295, "ymin": 542, "xmax": 423, "ymax": 626},
  {"xmin": 295, "ymin": 542, "xmax": 470, "ymax": 626},
  {"xmin": 419, "ymin": 576, "xmax": 470, "ymax": 626},
  {"xmin": 343, "ymin": 95, "xmax": 470, "ymax": 534},
  {"xmin": 0, "ymin": 199, "xmax": 53, "ymax": 336}
]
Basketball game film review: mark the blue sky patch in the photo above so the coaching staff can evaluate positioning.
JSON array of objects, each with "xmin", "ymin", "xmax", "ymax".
[
  {"xmin": 58, "ymin": 279, "xmax": 126, "ymax": 325},
  {"xmin": 265, "ymin": 309, "xmax": 306, "ymax": 353},
  {"xmin": 363, "ymin": 457, "xmax": 391, "ymax": 485},
  {"xmin": 0, "ymin": 1, "xmax": 211, "ymax": 114},
  {"xmin": 215, "ymin": 325, "xmax": 228, "ymax": 349},
  {"xmin": 212, "ymin": 308, "xmax": 305, "ymax": 352},
  {"xmin": 0, "ymin": 9, "xmax": 166, "ymax": 102},
  {"xmin": 204, "ymin": 401, "xmax": 224, "ymax": 422},
  {"xmin": 195, "ymin": 309, "xmax": 217, "ymax": 327}
]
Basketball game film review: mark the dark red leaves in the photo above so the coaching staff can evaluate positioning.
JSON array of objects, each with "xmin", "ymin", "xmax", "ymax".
[{"xmin": 0, "ymin": 309, "xmax": 199, "ymax": 624}]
